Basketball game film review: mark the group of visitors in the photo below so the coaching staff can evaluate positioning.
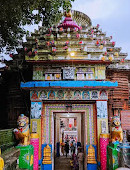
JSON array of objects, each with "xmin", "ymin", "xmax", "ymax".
[
  {"xmin": 61, "ymin": 140, "xmax": 76, "ymax": 157},
  {"xmin": 61, "ymin": 141, "xmax": 84, "ymax": 170}
]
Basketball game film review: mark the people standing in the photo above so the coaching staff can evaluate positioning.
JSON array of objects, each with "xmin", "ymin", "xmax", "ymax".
[
  {"xmin": 61, "ymin": 142, "xmax": 65, "ymax": 156},
  {"xmin": 65, "ymin": 141, "xmax": 69, "ymax": 157},
  {"xmin": 78, "ymin": 148, "xmax": 84, "ymax": 170},
  {"xmin": 73, "ymin": 151, "xmax": 78, "ymax": 170},
  {"xmin": 70, "ymin": 141, "xmax": 75, "ymax": 155}
]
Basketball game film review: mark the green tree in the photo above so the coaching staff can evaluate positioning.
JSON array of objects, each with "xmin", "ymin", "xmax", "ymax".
[{"xmin": 0, "ymin": 0, "xmax": 74, "ymax": 52}]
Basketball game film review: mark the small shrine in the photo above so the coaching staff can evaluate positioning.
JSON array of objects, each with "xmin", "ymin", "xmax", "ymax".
[
  {"xmin": 42, "ymin": 145, "xmax": 52, "ymax": 164},
  {"xmin": 20, "ymin": 10, "xmax": 127, "ymax": 169},
  {"xmin": 87, "ymin": 145, "xmax": 97, "ymax": 164}
]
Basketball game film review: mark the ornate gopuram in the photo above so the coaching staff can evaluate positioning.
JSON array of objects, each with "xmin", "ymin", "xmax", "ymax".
[{"xmin": 21, "ymin": 10, "xmax": 127, "ymax": 169}]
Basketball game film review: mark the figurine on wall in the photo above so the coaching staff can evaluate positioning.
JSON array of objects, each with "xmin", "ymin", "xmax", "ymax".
[
  {"xmin": 111, "ymin": 116, "xmax": 123, "ymax": 143},
  {"xmin": 13, "ymin": 114, "xmax": 30, "ymax": 146}
]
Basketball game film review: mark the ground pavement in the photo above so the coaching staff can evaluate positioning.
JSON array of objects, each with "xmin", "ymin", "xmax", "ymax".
[{"xmin": 55, "ymin": 155, "xmax": 72, "ymax": 170}]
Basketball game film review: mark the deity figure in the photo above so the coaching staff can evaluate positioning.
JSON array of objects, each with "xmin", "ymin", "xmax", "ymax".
[
  {"xmin": 31, "ymin": 102, "xmax": 41, "ymax": 119},
  {"xmin": 31, "ymin": 90, "xmax": 38, "ymax": 99},
  {"xmin": 74, "ymin": 90, "xmax": 81, "ymax": 100},
  {"xmin": 49, "ymin": 90, "xmax": 55, "ymax": 99}
]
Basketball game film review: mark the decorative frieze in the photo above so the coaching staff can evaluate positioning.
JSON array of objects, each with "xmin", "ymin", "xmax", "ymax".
[
  {"xmin": 33, "ymin": 65, "xmax": 106, "ymax": 80},
  {"xmin": 30, "ymin": 89, "xmax": 108, "ymax": 101}
]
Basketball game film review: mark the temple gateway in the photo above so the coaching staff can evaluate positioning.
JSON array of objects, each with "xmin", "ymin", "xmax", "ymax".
[{"xmin": 21, "ymin": 10, "xmax": 128, "ymax": 169}]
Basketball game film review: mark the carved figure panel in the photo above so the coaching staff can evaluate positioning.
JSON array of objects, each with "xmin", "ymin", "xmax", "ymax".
[{"xmin": 63, "ymin": 68, "xmax": 75, "ymax": 80}]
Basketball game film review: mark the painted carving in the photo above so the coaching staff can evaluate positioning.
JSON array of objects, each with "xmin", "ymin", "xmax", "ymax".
[
  {"xmin": 31, "ymin": 102, "xmax": 42, "ymax": 119},
  {"xmin": 82, "ymin": 90, "xmax": 90, "ymax": 100},
  {"xmin": 45, "ymin": 73, "xmax": 52, "ymax": 80},
  {"xmin": 13, "ymin": 114, "xmax": 30, "ymax": 145},
  {"xmin": 91, "ymin": 91, "xmax": 98, "ymax": 99},
  {"xmin": 86, "ymin": 67, "xmax": 95, "ymax": 79},
  {"xmin": 65, "ymin": 89, "xmax": 73, "ymax": 100},
  {"xmin": 48, "ymin": 90, "xmax": 55, "ymax": 100},
  {"xmin": 100, "ymin": 90, "xmax": 107, "ymax": 99},
  {"xmin": 30, "ymin": 90, "xmax": 107, "ymax": 101},
  {"xmin": 63, "ymin": 68, "xmax": 75, "ymax": 80},
  {"xmin": 54, "ymin": 74, "xmax": 61, "ymax": 80},
  {"xmin": 57, "ymin": 90, "xmax": 64, "ymax": 100},
  {"xmin": 31, "ymin": 90, "xmax": 38, "ymax": 100},
  {"xmin": 77, "ymin": 73, "xmax": 84, "ymax": 80},
  {"xmin": 111, "ymin": 116, "xmax": 123, "ymax": 143},
  {"xmin": 33, "ymin": 66, "xmax": 43, "ymax": 80},
  {"xmin": 74, "ymin": 90, "xmax": 81, "ymax": 100},
  {"xmin": 39, "ymin": 90, "xmax": 47, "ymax": 100}
]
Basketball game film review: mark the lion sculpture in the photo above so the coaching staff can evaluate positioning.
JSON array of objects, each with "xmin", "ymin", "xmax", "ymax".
[
  {"xmin": 13, "ymin": 114, "xmax": 30, "ymax": 146},
  {"xmin": 111, "ymin": 116, "xmax": 123, "ymax": 143}
]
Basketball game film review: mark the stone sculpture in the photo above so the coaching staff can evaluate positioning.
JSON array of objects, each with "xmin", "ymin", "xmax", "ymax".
[
  {"xmin": 111, "ymin": 116, "xmax": 123, "ymax": 143},
  {"xmin": 13, "ymin": 114, "xmax": 30, "ymax": 146}
]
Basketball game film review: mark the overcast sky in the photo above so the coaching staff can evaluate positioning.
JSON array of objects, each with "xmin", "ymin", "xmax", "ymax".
[
  {"xmin": 72, "ymin": 0, "xmax": 130, "ymax": 59},
  {"xmin": 1, "ymin": 0, "xmax": 130, "ymax": 67},
  {"xmin": 23, "ymin": 0, "xmax": 130, "ymax": 59}
]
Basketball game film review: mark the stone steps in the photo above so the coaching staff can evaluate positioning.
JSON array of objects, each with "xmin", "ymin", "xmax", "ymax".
[{"xmin": 2, "ymin": 147, "xmax": 20, "ymax": 170}]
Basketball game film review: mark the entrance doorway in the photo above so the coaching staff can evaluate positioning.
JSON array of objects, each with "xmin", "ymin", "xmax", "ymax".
[
  {"xmin": 54, "ymin": 112, "xmax": 85, "ymax": 170},
  {"xmin": 41, "ymin": 103, "xmax": 96, "ymax": 170}
]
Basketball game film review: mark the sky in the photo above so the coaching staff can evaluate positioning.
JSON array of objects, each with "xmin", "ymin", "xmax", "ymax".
[
  {"xmin": 1, "ymin": 0, "xmax": 130, "ymax": 66},
  {"xmin": 72, "ymin": 0, "xmax": 130, "ymax": 59}
]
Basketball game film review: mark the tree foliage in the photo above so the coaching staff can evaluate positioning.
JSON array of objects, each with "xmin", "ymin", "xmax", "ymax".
[{"xmin": 0, "ymin": 0, "xmax": 74, "ymax": 52}]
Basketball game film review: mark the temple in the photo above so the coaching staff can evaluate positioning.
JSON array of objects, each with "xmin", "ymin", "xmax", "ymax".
[{"xmin": 20, "ymin": 10, "xmax": 128, "ymax": 169}]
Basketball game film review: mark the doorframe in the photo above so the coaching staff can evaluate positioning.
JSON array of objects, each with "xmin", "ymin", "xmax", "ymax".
[{"xmin": 41, "ymin": 103, "xmax": 96, "ymax": 170}]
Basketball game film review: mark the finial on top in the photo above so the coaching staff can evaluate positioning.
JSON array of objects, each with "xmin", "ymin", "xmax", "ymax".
[{"xmin": 65, "ymin": 10, "xmax": 72, "ymax": 17}]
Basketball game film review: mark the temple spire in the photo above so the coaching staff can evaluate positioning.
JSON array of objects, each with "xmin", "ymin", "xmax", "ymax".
[{"xmin": 57, "ymin": 10, "xmax": 81, "ymax": 30}]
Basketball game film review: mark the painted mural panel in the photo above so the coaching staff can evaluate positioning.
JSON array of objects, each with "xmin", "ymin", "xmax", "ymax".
[
  {"xmin": 97, "ymin": 65, "xmax": 106, "ymax": 79},
  {"xmin": 99, "ymin": 90, "xmax": 108, "ymax": 100},
  {"xmin": 91, "ymin": 90, "xmax": 99, "ymax": 100},
  {"xmin": 31, "ymin": 90, "xmax": 38, "ymax": 100},
  {"xmin": 77, "ymin": 73, "xmax": 84, "ymax": 80},
  {"xmin": 48, "ymin": 90, "xmax": 55, "ymax": 100},
  {"xmin": 30, "ymin": 89, "xmax": 108, "ymax": 101},
  {"xmin": 33, "ymin": 66, "xmax": 43, "ymax": 80},
  {"xmin": 32, "ymin": 65, "xmax": 106, "ymax": 80},
  {"xmin": 54, "ymin": 74, "xmax": 61, "ymax": 80},
  {"xmin": 56, "ymin": 90, "xmax": 64, "ymax": 100},
  {"xmin": 39, "ymin": 90, "xmax": 47, "ymax": 100},
  {"xmin": 31, "ymin": 102, "xmax": 42, "ymax": 119},
  {"xmin": 96, "ymin": 101, "xmax": 108, "ymax": 119},
  {"xmin": 45, "ymin": 74, "xmax": 53, "ymax": 80},
  {"xmin": 65, "ymin": 89, "xmax": 73, "ymax": 100},
  {"xmin": 76, "ymin": 67, "xmax": 95, "ymax": 80},
  {"xmin": 74, "ymin": 90, "xmax": 81, "ymax": 100},
  {"xmin": 82, "ymin": 90, "xmax": 90, "ymax": 100},
  {"xmin": 63, "ymin": 68, "xmax": 75, "ymax": 80}
]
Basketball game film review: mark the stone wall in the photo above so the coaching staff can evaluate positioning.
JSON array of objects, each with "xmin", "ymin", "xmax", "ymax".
[{"xmin": 0, "ymin": 129, "xmax": 16, "ymax": 152}]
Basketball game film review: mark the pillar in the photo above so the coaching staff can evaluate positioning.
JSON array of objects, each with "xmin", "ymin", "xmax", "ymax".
[{"xmin": 96, "ymin": 101, "xmax": 109, "ymax": 163}]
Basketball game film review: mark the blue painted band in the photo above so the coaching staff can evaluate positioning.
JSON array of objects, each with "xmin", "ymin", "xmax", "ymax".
[{"xmin": 21, "ymin": 80, "xmax": 118, "ymax": 88}]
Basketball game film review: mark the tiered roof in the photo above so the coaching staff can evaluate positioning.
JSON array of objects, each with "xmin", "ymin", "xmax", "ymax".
[{"xmin": 23, "ymin": 10, "xmax": 127, "ymax": 63}]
